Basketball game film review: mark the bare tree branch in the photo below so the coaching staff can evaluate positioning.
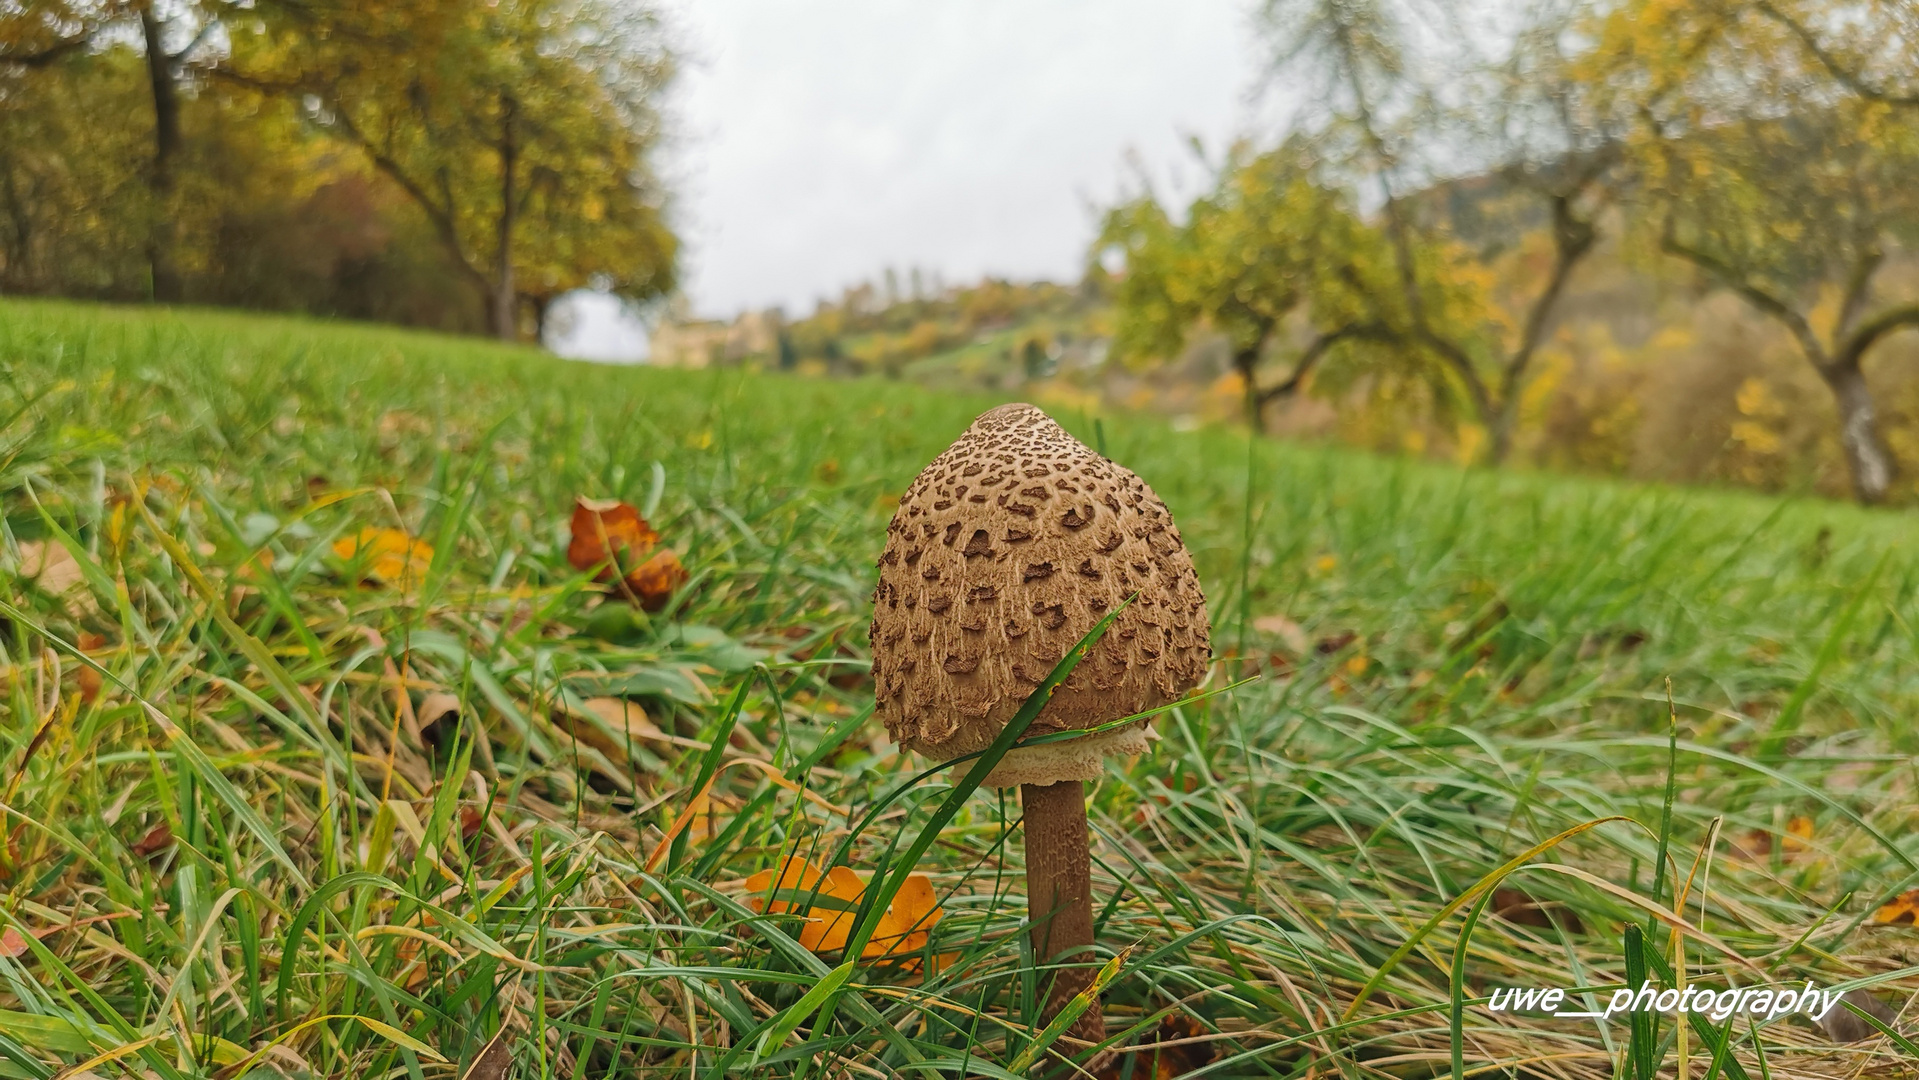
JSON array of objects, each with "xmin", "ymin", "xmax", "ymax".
[
  {"xmin": 1753, "ymin": 0, "xmax": 1919, "ymax": 107},
  {"xmin": 1256, "ymin": 322, "xmax": 1394, "ymax": 404},
  {"xmin": 0, "ymin": 35, "xmax": 89, "ymax": 68},
  {"xmin": 1660, "ymin": 220, "xmax": 1830, "ymax": 366},
  {"xmin": 1835, "ymin": 303, "xmax": 1919, "ymax": 372}
]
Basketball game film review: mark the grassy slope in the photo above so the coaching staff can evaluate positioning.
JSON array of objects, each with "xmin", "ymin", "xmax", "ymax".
[{"xmin": 2, "ymin": 297, "xmax": 1918, "ymax": 1078}]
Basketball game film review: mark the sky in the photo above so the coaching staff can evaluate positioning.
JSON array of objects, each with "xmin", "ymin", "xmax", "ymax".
[{"xmin": 550, "ymin": 0, "xmax": 1269, "ymax": 360}]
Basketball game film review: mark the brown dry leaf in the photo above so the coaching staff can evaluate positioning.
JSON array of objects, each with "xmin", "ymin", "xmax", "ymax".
[
  {"xmin": 1315, "ymin": 630, "xmax": 1359, "ymax": 655},
  {"xmin": 1093, "ymin": 1012, "xmax": 1219, "ymax": 1079},
  {"xmin": 561, "ymin": 697, "xmax": 666, "ymax": 762},
  {"xmin": 458, "ymin": 1024, "xmax": 513, "ymax": 1080},
  {"xmin": 626, "ymin": 548, "xmax": 688, "ymax": 611},
  {"xmin": 0, "ymin": 927, "xmax": 26, "ymax": 959},
  {"xmin": 1492, "ymin": 886, "xmax": 1586, "ymax": 934},
  {"xmin": 567, "ymin": 497, "xmax": 685, "ymax": 610},
  {"xmin": 332, "ymin": 528, "xmax": 433, "ymax": 587},
  {"xmin": 1251, "ymin": 615, "xmax": 1310, "ymax": 656},
  {"xmin": 17, "ymin": 540, "xmax": 85, "ymax": 595},
  {"xmin": 1875, "ymin": 888, "xmax": 1919, "ymax": 925},
  {"xmin": 418, "ymin": 693, "xmax": 461, "ymax": 727},
  {"xmin": 567, "ymin": 497, "xmax": 660, "ymax": 580},
  {"xmin": 1731, "ymin": 816, "xmax": 1815, "ymax": 863},
  {"xmin": 457, "ymin": 805, "xmax": 486, "ymax": 841},
  {"xmin": 130, "ymin": 821, "xmax": 174, "ymax": 859}
]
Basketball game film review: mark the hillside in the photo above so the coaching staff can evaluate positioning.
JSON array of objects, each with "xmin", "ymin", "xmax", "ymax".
[{"xmin": 2, "ymin": 299, "xmax": 1917, "ymax": 1077}]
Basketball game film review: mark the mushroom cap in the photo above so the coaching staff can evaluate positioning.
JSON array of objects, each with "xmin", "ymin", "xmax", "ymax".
[{"xmin": 869, "ymin": 403, "xmax": 1211, "ymax": 788}]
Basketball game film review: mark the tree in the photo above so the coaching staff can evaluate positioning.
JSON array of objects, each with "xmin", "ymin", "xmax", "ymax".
[
  {"xmin": 1246, "ymin": 0, "xmax": 1620, "ymax": 460},
  {"xmin": 1097, "ymin": 141, "xmax": 1403, "ymax": 430},
  {"xmin": 0, "ymin": 2, "xmax": 95, "ymax": 68},
  {"xmin": 1581, "ymin": 0, "xmax": 1919, "ymax": 502},
  {"xmin": 233, "ymin": 0, "xmax": 677, "ymax": 340}
]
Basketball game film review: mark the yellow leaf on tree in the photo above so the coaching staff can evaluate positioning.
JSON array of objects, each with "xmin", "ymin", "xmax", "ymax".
[{"xmin": 332, "ymin": 528, "xmax": 433, "ymax": 587}]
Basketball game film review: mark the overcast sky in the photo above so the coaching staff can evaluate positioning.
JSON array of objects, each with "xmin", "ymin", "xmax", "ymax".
[
  {"xmin": 663, "ymin": 0, "xmax": 1269, "ymax": 318},
  {"xmin": 549, "ymin": 0, "xmax": 1270, "ymax": 358}
]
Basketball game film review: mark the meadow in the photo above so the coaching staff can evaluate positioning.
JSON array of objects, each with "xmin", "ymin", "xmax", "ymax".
[{"xmin": 2, "ymin": 297, "xmax": 1918, "ymax": 1079}]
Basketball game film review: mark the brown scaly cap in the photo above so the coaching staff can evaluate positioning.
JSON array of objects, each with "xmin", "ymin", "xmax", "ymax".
[{"xmin": 869, "ymin": 403, "xmax": 1211, "ymax": 788}]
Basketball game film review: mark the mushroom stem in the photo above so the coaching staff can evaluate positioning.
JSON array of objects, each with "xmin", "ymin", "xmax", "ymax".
[{"xmin": 1021, "ymin": 779, "xmax": 1105, "ymax": 1049}]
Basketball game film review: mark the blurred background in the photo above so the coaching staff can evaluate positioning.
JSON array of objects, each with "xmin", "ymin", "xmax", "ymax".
[{"xmin": 5, "ymin": 0, "xmax": 1919, "ymax": 504}]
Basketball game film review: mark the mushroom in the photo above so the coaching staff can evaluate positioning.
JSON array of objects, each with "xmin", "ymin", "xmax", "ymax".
[{"xmin": 869, "ymin": 402, "xmax": 1211, "ymax": 1050}]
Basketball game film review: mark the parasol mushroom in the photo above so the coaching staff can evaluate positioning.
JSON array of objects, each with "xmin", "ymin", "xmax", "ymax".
[{"xmin": 869, "ymin": 402, "xmax": 1211, "ymax": 1051}]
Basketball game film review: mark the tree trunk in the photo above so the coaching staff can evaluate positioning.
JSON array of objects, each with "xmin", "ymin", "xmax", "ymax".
[
  {"xmin": 1235, "ymin": 349, "xmax": 1265, "ymax": 434},
  {"xmin": 139, "ymin": 8, "xmax": 182, "ymax": 303},
  {"xmin": 1823, "ymin": 362, "xmax": 1895, "ymax": 504},
  {"xmin": 1020, "ymin": 780, "xmax": 1105, "ymax": 1054},
  {"xmin": 492, "ymin": 93, "xmax": 519, "ymax": 342}
]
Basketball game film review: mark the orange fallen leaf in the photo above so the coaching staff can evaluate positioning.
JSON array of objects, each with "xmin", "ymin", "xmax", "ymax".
[
  {"xmin": 1731, "ymin": 816, "xmax": 1814, "ymax": 863},
  {"xmin": 625, "ymin": 548, "xmax": 688, "ymax": 611},
  {"xmin": 567, "ymin": 497, "xmax": 660, "ymax": 580},
  {"xmin": 1785, "ymin": 815, "xmax": 1813, "ymax": 854},
  {"xmin": 743, "ymin": 856, "xmax": 952, "ymax": 970},
  {"xmin": 236, "ymin": 547, "xmax": 276, "ymax": 582},
  {"xmin": 1875, "ymin": 888, "xmax": 1919, "ymax": 925},
  {"xmin": 332, "ymin": 528, "xmax": 433, "ymax": 587},
  {"xmin": 76, "ymin": 666, "xmax": 102, "ymax": 703},
  {"xmin": 0, "ymin": 928, "xmax": 26, "ymax": 959},
  {"xmin": 566, "ymin": 498, "xmax": 685, "ymax": 611}
]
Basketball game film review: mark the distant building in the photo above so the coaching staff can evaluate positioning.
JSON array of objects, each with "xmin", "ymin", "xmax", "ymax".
[{"xmin": 648, "ymin": 305, "xmax": 785, "ymax": 368}]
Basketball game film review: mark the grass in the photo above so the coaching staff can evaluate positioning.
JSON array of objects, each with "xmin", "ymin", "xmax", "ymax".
[{"xmin": 2, "ymin": 295, "xmax": 1918, "ymax": 1078}]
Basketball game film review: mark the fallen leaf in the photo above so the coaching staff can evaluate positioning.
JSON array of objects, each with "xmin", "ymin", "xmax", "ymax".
[
  {"xmin": 570, "ymin": 697, "xmax": 666, "ymax": 760},
  {"xmin": 457, "ymin": 805, "xmax": 485, "ymax": 841},
  {"xmin": 1252, "ymin": 615, "xmax": 1310, "ymax": 656},
  {"xmin": 76, "ymin": 666, "xmax": 102, "ymax": 703},
  {"xmin": 459, "ymin": 1025, "xmax": 513, "ymax": 1080},
  {"xmin": 567, "ymin": 497, "xmax": 685, "ymax": 610},
  {"xmin": 0, "ymin": 927, "xmax": 25, "ymax": 959},
  {"xmin": 1315, "ymin": 630, "xmax": 1359, "ymax": 655},
  {"xmin": 744, "ymin": 856, "xmax": 950, "ymax": 968},
  {"xmin": 17, "ymin": 540, "xmax": 85, "ymax": 595},
  {"xmin": 236, "ymin": 548, "xmax": 276, "ymax": 582},
  {"xmin": 1785, "ymin": 815, "xmax": 1814, "ymax": 853},
  {"xmin": 870, "ymin": 869, "xmax": 945, "ymax": 960},
  {"xmin": 1875, "ymin": 888, "xmax": 1919, "ymax": 925},
  {"xmin": 1092, "ymin": 1012, "xmax": 1219, "ymax": 1079},
  {"xmin": 1732, "ymin": 816, "xmax": 1815, "ymax": 863},
  {"xmin": 1818, "ymin": 988, "xmax": 1900, "ymax": 1042},
  {"xmin": 625, "ymin": 548, "xmax": 688, "ymax": 611},
  {"xmin": 131, "ymin": 821, "xmax": 174, "ymax": 859},
  {"xmin": 1491, "ymin": 886, "xmax": 1585, "ymax": 933},
  {"xmin": 567, "ymin": 497, "xmax": 660, "ymax": 580},
  {"xmin": 332, "ymin": 528, "xmax": 433, "ymax": 587}
]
